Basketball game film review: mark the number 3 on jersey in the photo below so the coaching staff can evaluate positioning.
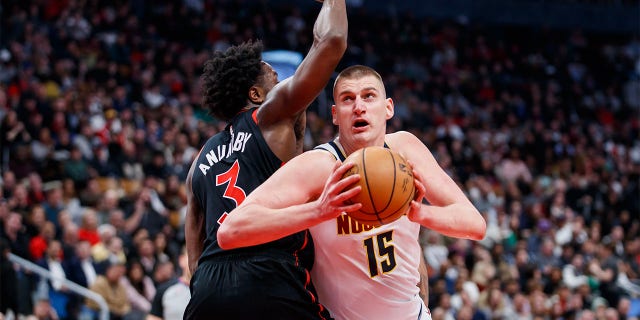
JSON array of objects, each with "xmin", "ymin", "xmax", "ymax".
[
  {"xmin": 216, "ymin": 160, "xmax": 246, "ymax": 225},
  {"xmin": 363, "ymin": 230, "xmax": 397, "ymax": 277}
]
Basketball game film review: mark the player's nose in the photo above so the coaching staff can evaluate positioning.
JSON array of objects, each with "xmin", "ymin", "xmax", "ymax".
[{"xmin": 353, "ymin": 98, "xmax": 366, "ymax": 113}]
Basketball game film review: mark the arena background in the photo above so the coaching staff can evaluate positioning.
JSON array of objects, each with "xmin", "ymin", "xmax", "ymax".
[{"xmin": 1, "ymin": 0, "xmax": 639, "ymax": 319}]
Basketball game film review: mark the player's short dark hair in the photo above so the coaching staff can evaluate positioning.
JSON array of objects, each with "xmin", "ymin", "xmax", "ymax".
[
  {"xmin": 201, "ymin": 40, "xmax": 264, "ymax": 121},
  {"xmin": 333, "ymin": 65, "xmax": 384, "ymax": 96}
]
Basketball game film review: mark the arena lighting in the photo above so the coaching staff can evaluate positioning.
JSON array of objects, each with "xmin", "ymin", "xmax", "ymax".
[{"xmin": 262, "ymin": 50, "xmax": 303, "ymax": 80}]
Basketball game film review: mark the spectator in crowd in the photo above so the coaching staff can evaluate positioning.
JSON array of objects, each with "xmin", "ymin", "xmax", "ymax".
[
  {"xmin": 36, "ymin": 240, "xmax": 71, "ymax": 320},
  {"xmin": 128, "ymin": 187, "xmax": 168, "ymax": 238},
  {"xmin": 28, "ymin": 220, "xmax": 55, "ymax": 261},
  {"xmin": 121, "ymin": 259, "xmax": 156, "ymax": 320},
  {"xmin": 26, "ymin": 173, "xmax": 46, "ymax": 205},
  {"xmin": 422, "ymin": 230, "xmax": 450, "ymax": 278},
  {"xmin": 563, "ymin": 253, "xmax": 590, "ymax": 290},
  {"xmin": 86, "ymin": 260, "xmax": 131, "ymax": 320},
  {"xmin": 24, "ymin": 205, "xmax": 46, "ymax": 239},
  {"xmin": 147, "ymin": 249, "xmax": 190, "ymax": 320},
  {"xmin": 0, "ymin": 238, "xmax": 19, "ymax": 316},
  {"xmin": 66, "ymin": 240, "xmax": 98, "ymax": 289},
  {"xmin": 62, "ymin": 147, "xmax": 91, "ymax": 188},
  {"xmin": 151, "ymin": 257, "xmax": 175, "ymax": 288},
  {"xmin": 42, "ymin": 187, "xmax": 64, "ymax": 229},
  {"xmin": 26, "ymin": 298, "xmax": 59, "ymax": 320},
  {"xmin": 134, "ymin": 237, "xmax": 157, "ymax": 279},
  {"xmin": 77, "ymin": 209, "xmax": 100, "ymax": 246},
  {"xmin": 58, "ymin": 222, "xmax": 79, "ymax": 264},
  {"xmin": 589, "ymin": 241, "xmax": 623, "ymax": 308},
  {"xmin": 0, "ymin": 212, "xmax": 31, "ymax": 260}
]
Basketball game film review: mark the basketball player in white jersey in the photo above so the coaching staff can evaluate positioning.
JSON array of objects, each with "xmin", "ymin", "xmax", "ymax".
[{"xmin": 217, "ymin": 65, "xmax": 487, "ymax": 320}]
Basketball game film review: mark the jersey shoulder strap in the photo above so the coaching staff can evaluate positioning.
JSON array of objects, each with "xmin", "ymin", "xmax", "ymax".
[
  {"xmin": 314, "ymin": 140, "xmax": 346, "ymax": 161},
  {"xmin": 314, "ymin": 140, "xmax": 391, "ymax": 161}
]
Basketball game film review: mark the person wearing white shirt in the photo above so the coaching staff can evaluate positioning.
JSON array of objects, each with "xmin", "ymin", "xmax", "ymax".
[
  {"xmin": 37, "ymin": 240, "xmax": 72, "ymax": 319},
  {"xmin": 562, "ymin": 253, "xmax": 589, "ymax": 290},
  {"xmin": 68, "ymin": 241, "xmax": 97, "ymax": 288}
]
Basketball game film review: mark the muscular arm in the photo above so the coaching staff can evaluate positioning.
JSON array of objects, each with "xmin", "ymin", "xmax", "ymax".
[
  {"xmin": 184, "ymin": 161, "xmax": 206, "ymax": 275},
  {"xmin": 259, "ymin": 0, "xmax": 348, "ymax": 124},
  {"xmin": 258, "ymin": 0, "xmax": 348, "ymax": 161},
  {"xmin": 387, "ymin": 131, "xmax": 487, "ymax": 240},
  {"xmin": 217, "ymin": 151, "xmax": 361, "ymax": 249}
]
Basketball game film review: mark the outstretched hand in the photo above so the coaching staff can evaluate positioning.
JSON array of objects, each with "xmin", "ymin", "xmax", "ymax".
[
  {"xmin": 314, "ymin": 160, "xmax": 362, "ymax": 221},
  {"xmin": 406, "ymin": 160, "xmax": 426, "ymax": 222}
]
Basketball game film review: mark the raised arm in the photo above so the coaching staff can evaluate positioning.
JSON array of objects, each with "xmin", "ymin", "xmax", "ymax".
[
  {"xmin": 217, "ymin": 151, "xmax": 361, "ymax": 249},
  {"xmin": 258, "ymin": 0, "xmax": 348, "ymax": 124},
  {"xmin": 388, "ymin": 131, "xmax": 487, "ymax": 240}
]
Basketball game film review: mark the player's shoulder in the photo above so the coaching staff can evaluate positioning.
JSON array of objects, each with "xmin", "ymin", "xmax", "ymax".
[
  {"xmin": 293, "ymin": 148, "xmax": 336, "ymax": 167},
  {"xmin": 386, "ymin": 131, "xmax": 433, "ymax": 160},
  {"xmin": 386, "ymin": 131, "xmax": 420, "ymax": 145}
]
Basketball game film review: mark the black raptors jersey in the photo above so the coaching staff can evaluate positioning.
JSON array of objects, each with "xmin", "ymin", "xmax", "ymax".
[
  {"xmin": 190, "ymin": 108, "xmax": 312, "ymax": 266},
  {"xmin": 186, "ymin": 108, "xmax": 331, "ymax": 319}
]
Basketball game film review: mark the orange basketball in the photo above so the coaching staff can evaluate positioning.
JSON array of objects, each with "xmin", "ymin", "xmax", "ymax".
[{"xmin": 342, "ymin": 146, "xmax": 415, "ymax": 227}]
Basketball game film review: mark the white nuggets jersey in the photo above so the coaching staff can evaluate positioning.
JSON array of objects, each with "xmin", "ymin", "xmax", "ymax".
[{"xmin": 311, "ymin": 141, "xmax": 426, "ymax": 320}]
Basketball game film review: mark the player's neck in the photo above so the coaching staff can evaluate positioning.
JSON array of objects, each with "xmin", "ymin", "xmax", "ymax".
[{"xmin": 335, "ymin": 136, "xmax": 385, "ymax": 156}]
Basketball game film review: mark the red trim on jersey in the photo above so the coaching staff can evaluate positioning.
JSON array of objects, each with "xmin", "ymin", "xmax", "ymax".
[
  {"xmin": 305, "ymin": 271, "xmax": 313, "ymax": 300},
  {"xmin": 292, "ymin": 230, "xmax": 328, "ymax": 320},
  {"xmin": 252, "ymin": 108, "xmax": 259, "ymax": 124},
  {"xmin": 317, "ymin": 304, "xmax": 327, "ymax": 320},
  {"xmin": 294, "ymin": 230, "xmax": 309, "ymax": 266}
]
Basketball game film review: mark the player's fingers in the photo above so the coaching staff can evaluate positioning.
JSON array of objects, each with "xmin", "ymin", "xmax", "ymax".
[
  {"xmin": 407, "ymin": 201, "xmax": 421, "ymax": 221},
  {"xmin": 341, "ymin": 202, "xmax": 362, "ymax": 213},
  {"xmin": 413, "ymin": 178, "xmax": 426, "ymax": 202},
  {"xmin": 331, "ymin": 160, "xmax": 354, "ymax": 180},
  {"xmin": 407, "ymin": 162, "xmax": 423, "ymax": 182},
  {"xmin": 332, "ymin": 171, "xmax": 359, "ymax": 192},
  {"xmin": 325, "ymin": 160, "xmax": 347, "ymax": 188},
  {"xmin": 336, "ymin": 160, "xmax": 354, "ymax": 172},
  {"xmin": 336, "ymin": 185, "xmax": 361, "ymax": 200}
]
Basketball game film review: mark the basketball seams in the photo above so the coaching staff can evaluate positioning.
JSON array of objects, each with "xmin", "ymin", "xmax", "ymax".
[
  {"xmin": 373, "ymin": 149, "xmax": 396, "ymax": 224},
  {"xmin": 361, "ymin": 147, "xmax": 379, "ymax": 221},
  {"xmin": 343, "ymin": 146, "xmax": 415, "ymax": 227},
  {"xmin": 377, "ymin": 154, "xmax": 415, "ymax": 222}
]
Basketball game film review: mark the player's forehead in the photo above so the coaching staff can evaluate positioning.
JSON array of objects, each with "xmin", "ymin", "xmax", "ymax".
[{"xmin": 335, "ymin": 75, "xmax": 383, "ymax": 95}]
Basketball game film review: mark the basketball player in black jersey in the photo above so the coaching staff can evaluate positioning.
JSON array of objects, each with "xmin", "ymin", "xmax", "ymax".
[{"xmin": 183, "ymin": 1, "xmax": 347, "ymax": 319}]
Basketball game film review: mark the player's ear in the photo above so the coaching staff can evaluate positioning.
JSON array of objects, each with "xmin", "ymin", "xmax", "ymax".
[
  {"xmin": 331, "ymin": 105, "xmax": 338, "ymax": 125},
  {"xmin": 248, "ymin": 86, "xmax": 266, "ymax": 104},
  {"xmin": 385, "ymin": 98, "xmax": 394, "ymax": 120}
]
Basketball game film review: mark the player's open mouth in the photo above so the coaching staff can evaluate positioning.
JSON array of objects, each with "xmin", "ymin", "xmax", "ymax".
[{"xmin": 353, "ymin": 120, "xmax": 369, "ymax": 128}]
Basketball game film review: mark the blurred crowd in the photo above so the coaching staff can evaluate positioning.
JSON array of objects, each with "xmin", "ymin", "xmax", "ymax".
[{"xmin": 0, "ymin": 0, "xmax": 639, "ymax": 319}]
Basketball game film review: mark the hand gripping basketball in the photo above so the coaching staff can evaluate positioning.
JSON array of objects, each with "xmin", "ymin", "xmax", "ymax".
[{"xmin": 341, "ymin": 146, "xmax": 415, "ymax": 227}]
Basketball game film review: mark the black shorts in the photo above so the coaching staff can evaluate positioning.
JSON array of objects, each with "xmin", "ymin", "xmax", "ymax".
[{"xmin": 184, "ymin": 252, "xmax": 332, "ymax": 320}]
